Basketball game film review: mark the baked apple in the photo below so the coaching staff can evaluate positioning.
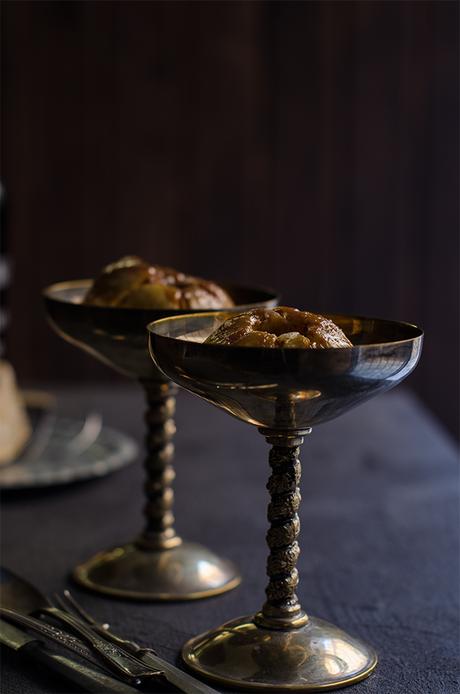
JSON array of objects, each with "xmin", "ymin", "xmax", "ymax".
[
  {"xmin": 204, "ymin": 307, "xmax": 352, "ymax": 348},
  {"xmin": 84, "ymin": 256, "xmax": 234, "ymax": 310}
]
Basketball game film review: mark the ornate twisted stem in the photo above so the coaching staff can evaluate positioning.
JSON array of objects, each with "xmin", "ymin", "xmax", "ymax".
[
  {"xmin": 136, "ymin": 380, "xmax": 182, "ymax": 551},
  {"xmin": 255, "ymin": 429, "xmax": 310, "ymax": 630}
]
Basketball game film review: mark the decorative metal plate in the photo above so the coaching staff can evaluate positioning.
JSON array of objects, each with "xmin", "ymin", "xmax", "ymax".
[{"xmin": 0, "ymin": 411, "xmax": 138, "ymax": 489}]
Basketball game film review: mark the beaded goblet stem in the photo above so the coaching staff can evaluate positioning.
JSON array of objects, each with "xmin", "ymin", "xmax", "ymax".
[
  {"xmin": 182, "ymin": 427, "xmax": 378, "ymax": 689},
  {"xmin": 255, "ymin": 429, "xmax": 310, "ymax": 630},
  {"xmin": 72, "ymin": 378, "xmax": 240, "ymax": 600},
  {"xmin": 182, "ymin": 427, "xmax": 378, "ymax": 690},
  {"xmin": 137, "ymin": 380, "xmax": 181, "ymax": 551}
]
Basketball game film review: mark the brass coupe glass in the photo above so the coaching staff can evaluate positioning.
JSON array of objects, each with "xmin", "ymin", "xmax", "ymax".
[
  {"xmin": 148, "ymin": 311, "xmax": 423, "ymax": 691},
  {"xmin": 43, "ymin": 281, "xmax": 277, "ymax": 600}
]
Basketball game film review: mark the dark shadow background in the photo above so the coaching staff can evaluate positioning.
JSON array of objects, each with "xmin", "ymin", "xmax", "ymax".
[{"xmin": 1, "ymin": 0, "xmax": 459, "ymax": 439}]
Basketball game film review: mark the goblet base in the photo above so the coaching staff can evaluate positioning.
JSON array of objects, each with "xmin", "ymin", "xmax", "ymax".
[
  {"xmin": 182, "ymin": 614, "xmax": 377, "ymax": 691},
  {"xmin": 73, "ymin": 541, "xmax": 240, "ymax": 600}
]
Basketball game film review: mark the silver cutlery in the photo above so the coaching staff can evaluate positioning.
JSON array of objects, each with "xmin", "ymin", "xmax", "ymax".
[
  {"xmin": 56, "ymin": 590, "xmax": 156, "ymax": 657},
  {"xmin": 0, "ymin": 618, "xmax": 141, "ymax": 694},
  {"xmin": 1, "ymin": 606, "xmax": 103, "ymax": 665},
  {"xmin": 0, "ymin": 567, "xmax": 163, "ymax": 686},
  {"xmin": 0, "ymin": 566, "xmax": 219, "ymax": 694},
  {"xmin": 37, "ymin": 600, "xmax": 164, "ymax": 685},
  {"xmin": 54, "ymin": 589, "xmax": 220, "ymax": 694}
]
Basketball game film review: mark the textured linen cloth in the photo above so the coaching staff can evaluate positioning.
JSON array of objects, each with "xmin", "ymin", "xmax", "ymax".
[{"xmin": 1, "ymin": 385, "xmax": 459, "ymax": 694}]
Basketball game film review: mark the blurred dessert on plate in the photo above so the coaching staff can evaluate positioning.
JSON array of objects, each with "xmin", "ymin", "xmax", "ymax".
[{"xmin": 0, "ymin": 361, "xmax": 31, "ymax": 465}]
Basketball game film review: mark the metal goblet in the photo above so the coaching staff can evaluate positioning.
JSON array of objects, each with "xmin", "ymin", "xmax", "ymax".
[
  {"xmin": 148, "ymin": 311, "xmax": 423, "ymax": 690},
  {"xmin": 43, "ymin": 281, "xmax": 277, "ymax": 601}
]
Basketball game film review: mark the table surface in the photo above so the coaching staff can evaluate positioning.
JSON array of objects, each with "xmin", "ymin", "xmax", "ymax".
[{"xmin": 1, "ymin": 385, "xmax": 459, "ymax": 694}]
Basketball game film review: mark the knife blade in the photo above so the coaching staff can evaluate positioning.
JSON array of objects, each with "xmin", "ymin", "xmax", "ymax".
[{"xmin": 0, "ymin": 619, "xmax": 140, "ymax": 694}]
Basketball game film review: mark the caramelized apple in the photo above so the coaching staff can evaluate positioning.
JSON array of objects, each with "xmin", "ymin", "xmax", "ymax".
[
  {"xmin": 84, "ymin": 256, "xmax": 234, "ymax": 310},
  {"xmin": 205, "ymin": 307, "xmax": 352, "ymax": 348}
]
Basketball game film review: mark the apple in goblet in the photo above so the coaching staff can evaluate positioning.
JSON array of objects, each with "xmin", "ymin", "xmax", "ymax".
[
  {"xmin": 43, "ymin": 258, "xmax": 277, "ymax": 600},
  {"xmin": 148, "ymin": 307, "xmax": 423, "ymax": 690}
]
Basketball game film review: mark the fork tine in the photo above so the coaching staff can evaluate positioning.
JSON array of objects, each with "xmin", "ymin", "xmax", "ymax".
[
  {"xmin": 48, "ymin": 592, "xmax": 83, "ymax": 622},
  {"xmin": 53, "ymin": 592, "xmax": 73, "ymax": 613},
  {"xmin": 59, "ymin": 590, "xmax": 93, "ymax": 624},
  {"xmin": 63, "ymin": 589, "xmax": 110, "ymax": 630},
  {"xmin": 56, "ymin": 590, "xmax": 153, "ymax": 659},
  {"xmin": 47, "ymin": 594, "xmax": 59, "ymax": 608}
]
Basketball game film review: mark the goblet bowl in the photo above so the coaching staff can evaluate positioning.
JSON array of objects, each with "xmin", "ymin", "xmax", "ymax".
[
  {"xmin": 44, "ymin": 280, "xmax": 277, "ymax": 380},
  {"xmin": 148, "ymin": 311, "xmax": 423, "ymax": 430}
]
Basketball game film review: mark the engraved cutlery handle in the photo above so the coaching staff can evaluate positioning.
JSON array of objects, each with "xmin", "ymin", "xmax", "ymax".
[
  {"xmin": 0, "ymin": 608, "xmax": 96, "ymax": 661},
  {"xmin": 91, "ymin": 623, "xmax": 155, "ymax": 657},
  {"xmin": 40, "ymin": 607, "xmax": 162, "ymax": 683},
  {"xmin": 57, "ymin": 590, "xmax": 219, "ymax": 693},
  {"xmin": 58, "ymin": 589, "xmax": 154, "ymax": 657},
  {"xmin": 1, "ymin": 609, "xmax": 141, "ymax": 692}
]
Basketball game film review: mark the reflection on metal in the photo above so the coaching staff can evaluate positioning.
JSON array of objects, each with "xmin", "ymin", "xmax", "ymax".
[
  {"xmin": 291, "ymin": 390, "xmax": 321, "ymax": 401},
  {"xmin": 148, "ymin": 311, "xmax": 422, "ymax": 431},
  {"xmin": 182, "ymin": 614, "xmax": 377, "ymax": 691},
  {"xmin": 73, "ymin": 541, "xmax": 241, "ymax": 602}
]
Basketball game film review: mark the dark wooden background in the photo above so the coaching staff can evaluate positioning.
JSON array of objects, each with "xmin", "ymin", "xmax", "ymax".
[{"xmin": 1, "ymin": 1, "xmax": 459, "ymax": 439}]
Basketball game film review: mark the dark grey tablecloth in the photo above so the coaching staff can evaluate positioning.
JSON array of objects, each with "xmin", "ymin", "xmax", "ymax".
[{"xmin": 1, "ymin": 386, "xmax": 459, "ymax": 694}]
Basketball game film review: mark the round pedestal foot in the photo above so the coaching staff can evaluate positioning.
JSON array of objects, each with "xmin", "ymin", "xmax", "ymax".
[
  {"xmin": 182, "ymin": 614, "xmax": 377, "ymax": 691},
  {"xmin": 73, "ymin": 542, "xmax": 241, "ymax": 600}
]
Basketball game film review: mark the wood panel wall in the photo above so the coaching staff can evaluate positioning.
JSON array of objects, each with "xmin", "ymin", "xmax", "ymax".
[{"xmin": 1, "ymin": 1, "xmax": 458, "ymax": 438}]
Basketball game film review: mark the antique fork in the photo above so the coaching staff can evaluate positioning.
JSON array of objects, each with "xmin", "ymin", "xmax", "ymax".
[
  {"xmin": 37, "ymin": 596, "xmax": 164, "ymax": 686},
  {"xmin": 0, "ymin": 608, "xmax": 141, "ymax": 692},
  {"xmin": 55, "ymin": 590, "xmax": 155, "ymax": 657},
  {"xmin": 0, "ymin": 614, "xmax": 141, "ymax": 694},
  {"xmin": 54, "ymin": 590, "xmax": 220, "ymax": 694}
]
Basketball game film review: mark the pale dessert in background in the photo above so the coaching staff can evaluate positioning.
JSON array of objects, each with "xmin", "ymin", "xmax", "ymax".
[
  {"xmin": 205, "ymin": 306, "xmax": 353, "ymax": 348},
  {"xmin": 0, "ymin": 361, "xmax": 31, "ymax": 465},
  {"xmin": 84, "ymin": 256, "xmax": 234, "ymax": 310}
]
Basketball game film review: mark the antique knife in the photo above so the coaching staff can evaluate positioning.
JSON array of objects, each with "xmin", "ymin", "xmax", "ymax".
[{"xmin": 0, "ymin": 618, "xmax": 140, "ymax": 694}]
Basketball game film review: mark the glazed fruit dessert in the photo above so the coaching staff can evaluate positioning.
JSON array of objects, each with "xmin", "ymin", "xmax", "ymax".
[
  {"xmin": 205, "ymin": 307, "xmax": 352, "ymax": 348},
  {"xmin": 84, "ymin": 256, "xmax": 234, "ymax": 310}
]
